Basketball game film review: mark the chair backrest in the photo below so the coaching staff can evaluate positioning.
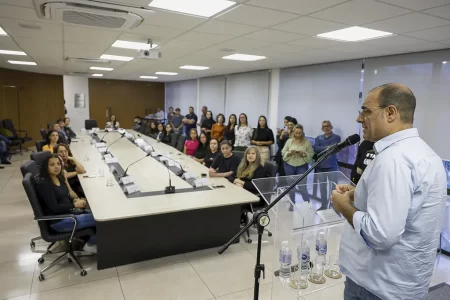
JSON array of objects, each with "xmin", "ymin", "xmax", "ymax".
[
  {"xmin": 36, "ymin": 140, "xmax": 46, "ymax": 152},
  {"xmin": 20, "ymin": 160, "xmax": 39, "ymax": 178},
  {"xmin": 234, "ymin": 151, "xmax": 245, "ymax": 160},
  {"xmin": 40, "ymin": 128, "xmax": 47, "ymax": 140},
  {"xmin": 176, "ymin": 135, "xmax": 186, "ymax": 152},
  {"xmin": 171, "ymin": 132, "xmax": 180, "ymax": 148},
  {"xmin": 2, "ymin": 119, "xmax": 17, "ymax": 136},
  {"xmin": 84, "ymin": 119, "xmax": 98, "ymax": 130},
  {"xmin": 30, "ymin": 151, "xmax": 52, "ymax": 169},
  {"xmin": 264, "ymin": 161, "xmax": 277, "ymax": 177},
  {"xmin": 58, "ymin": 132, "xmax": 68, "ymax": 145}
]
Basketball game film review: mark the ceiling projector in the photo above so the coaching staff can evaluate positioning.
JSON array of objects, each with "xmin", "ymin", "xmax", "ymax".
[{"xmin": 137, "ymin": 49, "xmax": 162, "ymax": 59}]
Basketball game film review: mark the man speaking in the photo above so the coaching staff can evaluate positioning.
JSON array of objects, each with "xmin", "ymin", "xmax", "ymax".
[{"xmin": 331, "ymin": 84, "xmax": 447, "ymax": 300}]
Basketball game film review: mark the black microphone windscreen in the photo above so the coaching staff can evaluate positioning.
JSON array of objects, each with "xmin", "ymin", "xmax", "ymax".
[{"xmin": 347, "ymin": 134, "xmax": 361, "ymax": 145}]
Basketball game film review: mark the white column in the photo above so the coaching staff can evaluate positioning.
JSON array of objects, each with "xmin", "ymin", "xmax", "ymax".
[
  {"xmin": 268, "ymin": 68, "xmax": 280, "ymax": 132},
  {"xmin": 63, "ymin": 75, "xmax": 90, "ymax": 132}
]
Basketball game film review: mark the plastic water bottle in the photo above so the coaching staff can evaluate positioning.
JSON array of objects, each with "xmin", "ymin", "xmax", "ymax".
[
  {"xmin": 316, "ymin": 232, "xmax": 327, "ymax": 263},
  {"xmin": 279, "ymin": 241, "xmax": 292, "ymax": 280},
  {"xmin": 297, "ymin": 242, "xmax": 310, "ymax": 271}
]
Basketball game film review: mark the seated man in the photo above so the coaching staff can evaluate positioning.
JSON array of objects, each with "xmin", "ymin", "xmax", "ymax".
[{"xmin": 0, "ymin": 134, "xmax": 11, "ymax": 165}]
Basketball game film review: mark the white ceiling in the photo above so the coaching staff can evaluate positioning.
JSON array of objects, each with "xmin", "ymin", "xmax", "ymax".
[{"xmin": 0, "ymin": 0, "xmax": 449, "ymax": 82}]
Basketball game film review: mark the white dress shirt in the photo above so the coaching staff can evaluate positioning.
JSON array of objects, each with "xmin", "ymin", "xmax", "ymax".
[
  {"xmin": 156, "ymin": 110, "xmax": 165, "ymax": 120},
  {"xmin": 340, "ymin": 128, "xmax": 447, "ymax": 300}
]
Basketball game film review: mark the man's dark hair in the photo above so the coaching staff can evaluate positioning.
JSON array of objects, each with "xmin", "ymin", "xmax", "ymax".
[{"xmin": 374, "ymin": 84, "xmax": 416, "ymax": 123}]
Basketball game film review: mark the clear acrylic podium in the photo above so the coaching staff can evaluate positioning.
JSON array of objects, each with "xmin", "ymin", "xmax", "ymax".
[{"xmin": 252, "ymin": 171, "xmax": 355, "ymax": 299}]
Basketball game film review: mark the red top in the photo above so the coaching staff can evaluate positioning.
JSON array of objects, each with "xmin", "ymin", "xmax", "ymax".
[{"xmin": 185, "ymin": 139, "xmax": 199, "ymax": 156}]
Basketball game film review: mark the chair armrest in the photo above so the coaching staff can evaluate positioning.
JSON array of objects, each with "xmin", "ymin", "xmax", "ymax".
[
  {"xmin": 16, "ymin": 130, "xmax": 28, "ymax": 138},
  {"xmin": 35, "ymin": 215, "xmax": 79, "ymax": 240}
]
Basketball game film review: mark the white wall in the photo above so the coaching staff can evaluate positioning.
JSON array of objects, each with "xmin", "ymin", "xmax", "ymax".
[
  {"xmin": 63, "ymin": 75, "xmax": 90, "ymax": 132},
  {"xmin": 199, "ymin": 76, "xmax": 226, "ymax": 117},
  {"xmin": 165, "ymin": 79, "xmax": 198, "ymax": 116}
]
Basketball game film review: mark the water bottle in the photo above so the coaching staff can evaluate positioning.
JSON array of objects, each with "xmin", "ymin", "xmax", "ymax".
[
  {"xmin": 297, "ymin": 242, "xmax": 310, "ymax": 271},
  {"xmin": 279, "ymin": 241, "xmax": 292, "ymax": 280},
  {"xmin": 316, "ymin": 232, "xmax": 327, "ymax": 263}
]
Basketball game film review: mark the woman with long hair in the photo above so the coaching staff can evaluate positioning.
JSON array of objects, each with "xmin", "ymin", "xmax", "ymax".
[
  {"xmin": 155, "ymin": 123, "xmax": 165, "ymax": 141},
  {"xmin": 42, "ymin": 130, "xmax": 62, "ymax": 153},
  {"xmin": 275, "ymin": 116, "xmax": 293, "ymax": 176},
  {"xmin": 209, "ymin": 140, "xmax": 241, "ymax": 182},
  {"xmin": 223, "ymin": 114, "xmax": 237, "ymax": 146},
  {"xmin": 106, "ymin": 115, "xmax": 120, "ymax": 129},
  {"xmin": 282, "ymin": 124, "xmax": 314, "ymax": 210},
  {"xmin": 211, "ymin": 113, "xmax": 226, "ymax": 142},
  {"xmin": 203, "ymin": 138, "xmax": 220, "ymax": 168},
  {"xmin": 251, "ymin": 115, "xmax": 274, "ymax": 165},
  {"xmin": 201, "ymin": 111, "xmax": 215, "ymax": 138},
  {"xmin": 184, "ymin": 128, "xmax": 200, "ymax": 156},
  {"xmin": 194, "ymin": 132, "xmax": 209, "ymax": 163},
  {"xmin": 149, "ymin": 121, "xmax": 158, "ymax": 138},
  {"xmin": 232, "ymin": 146, "xmax": 267, "ymax": 193},
  {"xmin": 234, "ymin": 113, "xmax": 253, "ymax": 151},
  {"xmin": 35, "ymin": 154, "xmax": 97, "ymax": 253},
  {"xmin": 54, "ymin": 143, "xmax": 86, "ymax": 197},
  {"xmin": 161, "ymin": 124, "xmax": 174, "ymax": 145}
]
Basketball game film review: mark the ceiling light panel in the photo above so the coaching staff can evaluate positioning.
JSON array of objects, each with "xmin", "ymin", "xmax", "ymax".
[
  {"xmin": 149, "ymin": 0, "xmax": 236, "ymax": 18},
  {"xmin": 0, "ymin": 50, "xmax": 26, "ymax": 55},
  {"xmin": 92, "ymin": 74, "xmax": 103, "ymax": 77},
  {"xmin": 140, "ymin": 76, "xmax": 158, "ymax": 79},
  {"xmin": 222, "ymin": 53, "xmax": 267, "ymax": 61},
  {"xmin": 0, "ymin": 27, "xmax": 7, "ymax": 35},
  {"xmin": 180, "ymin": 65, "xmax": 210, "ymax": 70},
  {"xmin": 8, "ymin": 60, "xmax": 36, "ymax": 65},
  {"xmin": 155, "ymin": 72, "xmax": 178, "ymax": 75},
  {"xmin": 100, "ymin": 54, "xmax": 134, "ymax": 61},
  {"xmin": 90, "ymin": 66, "xmax": 114, "ymax": 71},
  {"xmin": 317, "ymin": 26, "xmax": 393, "ymax": 42},
  {"xmin": 112, "ymin": 40, "xmax": 158, "ymax": 50}
]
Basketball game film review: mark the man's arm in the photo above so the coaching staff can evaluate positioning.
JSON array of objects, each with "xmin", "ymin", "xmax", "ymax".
[{"xmin": 314, "ymin": 137, "xmax": 326, "ymax": 152}]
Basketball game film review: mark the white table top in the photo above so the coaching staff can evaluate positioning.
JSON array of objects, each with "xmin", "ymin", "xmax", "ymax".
[{"xmin": 70, "ymin": 130, "xmax": 259, "ymax": 221}]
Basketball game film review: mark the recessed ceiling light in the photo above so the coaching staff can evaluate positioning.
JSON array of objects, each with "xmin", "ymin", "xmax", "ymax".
[
  {"xmin": 8, "ymin": 60, "xmax": 36, "ymax": 65},
  {"xmin": 0, "ymin": 50, "xmax": 26, "ymax": 55},
  {"xmin": 222, "ymin": 54, "xmax": 267, "ymax": 61},
  {"xmin": 92, "ymin": 74, "xmax": 103, "ymax": 77},
  {"xmin": 317, "ymin": 26, "xmax": 393, "ymax": 42},
  {"xmin": 140, "ymin": 76, "xmax": 158, "ymax": 79},
  {"xmin": 180, "ymin": 65, "xmax": 210, "ymax": 70},
  {"xmin": 0, "ymin": 27, "xmax": 7, "ymax": 36},
  {"xmin": 100, "ymin": 54, "xmax": 134, "ymax": 62},
  {"xmin": 149, "ymin": 0, "xmax": 236, "ymax": 18},
  {"xmin": 443, "ymin": 61, "xmax": 448, "ymax": 64},
  {"xmin": 90, "ymin": 66, "xmax": 113, "ymax": 71},
  {"xmin": 112, "ymin": 40, "xmax": 158, "ymax": 51},
  {"xmin": 155, "ymin": 72, "xmax": 178, "ymax": 75}
]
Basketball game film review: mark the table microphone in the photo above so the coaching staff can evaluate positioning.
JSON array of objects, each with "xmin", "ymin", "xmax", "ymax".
[
  {"xmin": 122, "ymin": 153, "xmax": 151, "ymax": 177},
  {"xmin": 100, "ymin": 131, "xmax": 111, "ymax": 142},
  {"xmin": 317, "ymin": 134, "xmax": 361, "ymax": 159},
  {"xmin": 160, "ymin": 157, "xmax": 176, "ymax": 194},
  {"xmin": 104, "ymin": 132, "xmax": 126, "ymax": 154}
]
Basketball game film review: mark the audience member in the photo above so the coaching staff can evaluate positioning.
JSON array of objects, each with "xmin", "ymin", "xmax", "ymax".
[
  {"xmin": 287, "ymin": 118, "xmax": 298, "ymax": 138},
  {"xmin": 167, "ymin": 107, "xmax": 174, "ymax": 124},
  {"xmin": 156, "ymin": 108, "xmax": 165, "ymax": 120},
  {"xmin": 231, "ymin": 146, "xmax": 267, "ymax": 193},
  {"xmin": 54, "ymin": 121, "xmax": 69, "ymax": 144},
  {"xmin": 184, "ymin": 129, "xmax": 199, "ymax": 156},
  {"xmin": 209, "ymin": 140, "xmax": 241, "ymax": 182},
  {"xmin": 201, "ymin": 111, "xmax": 215, "ymax": 137},
  {"xmin": 106, "ymin": 115, "xmax": 120, "ymax": 129},
  {"xmin": 211, "ymin": 113, "xmax": 226, "ymax": 141},
  {"xmin": 171, "ymin": 108, "xmax": 184, "ymax": 134},
  {"xmin": 133, "ymin": 116, "xmax": 143, "ymax": 131},
  {"xmin": 0, "ymin": 134, "xmax": 11, "ymax": 165},
  {"xmin": 234, "ymin": 113, "xmax": 253, "ymax": 151},
  {"xmin": 198, "ymin": 106, "xmax": 207, "ymax": 127},
  {"xmin": 194, "ymin": 132, "xmax": 209, "ymax": 163},
  {"xmin": 156, "ymin": 123, "xmax": 165, "ymax": 141},
  {"xmin": 63, "ymin": 117, "xmax": 76, "ymax": 138},
  {"xmin": 149, "ymin": 121, "xmax": 158, "ymax": 138},
  {"xmin": 223, "ymin": 114, "xmax": 237, "ymax": 147},
  {"xmin": 350, "ymin": 140, "xmax": 375, "ymax": 184},
  {"xmin": 282, "ymin": 124, "xmax": 314, "ymax": 210},
  {"xmin": 275, "ymin": 116, "xmax": 292, "ymax": 176},
  {"xmin": 42, "ymin": 130, "xmax": 62, "ymax": 153},
  {"xmin": 251, "ymin": 115, "xmax": 274, "ymax": 165},
  {"xmin": 55, "ymin": 143, "xmax": 86, "ymax": 197},
  {"xmin": 161, "ymin": 124, "xmax": 174, "ymax": 145},
  {"xmin": 183, "ymin": 106, "xmax": 198, "ymax": 137},
  {"xmin": 35, "ymin": 154, "xmax": 97, "ymax": 253},
  {"xmin": 203, "ymin": 138, "xmax": 220, "ymax": 168}
]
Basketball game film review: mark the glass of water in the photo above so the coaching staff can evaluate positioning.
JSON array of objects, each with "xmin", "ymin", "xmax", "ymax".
[
  {"xmin": 309, "ymin": 256, "xmax": 326, "ymax": 284},
  {"xmin": 106, "ymin": 175, "xmax": 114, "ymax": 186},
  {"xmin": 325, "ymin": 255, "xmax": 342, "ymax": 279},
  {"xmin": 98, "ymin": 167, "xmax": 104, "ymax": 177}
]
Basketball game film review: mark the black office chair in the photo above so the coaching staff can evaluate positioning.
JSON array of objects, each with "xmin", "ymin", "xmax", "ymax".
[
  {"xmin": 1, "ymin": 119, "xmax": 32, "ymax": 154},
  {"xmin": 22, "ymin": 173, "xmax": 95, "ymax": 280},
  {"xmin": 40, "ymin": 128, "xmax": 47, "ymax": 140},
  {"xmin": 30, "ymin": 151, "xmax": 52, "ymax": 169},
  {"xmin": 36, "ymin": 140, "xmax": 46, "ymax": 152},
  {"xmin": 171, "ymin": 132, "xmax": 180, "ymax": 148},
  {"xmin": 84, "ymin": 120, "xmax": 98, "ymax": 130},
  {"xmin": 234, "ymin": 151, "xmax": 245, "ymax": 160},
  {"xmin": 176, "ymin": 135, "xmax": 186, "ymax": 152}
]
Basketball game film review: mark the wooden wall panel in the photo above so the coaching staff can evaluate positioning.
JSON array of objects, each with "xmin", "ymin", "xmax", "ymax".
[
  {"xmin": 0, "ymin": 68, "xmax": 64, "ymax": 147},
  {"xmin": 89, "ymin": 79, "xmax": 165, "ymax": 129}
]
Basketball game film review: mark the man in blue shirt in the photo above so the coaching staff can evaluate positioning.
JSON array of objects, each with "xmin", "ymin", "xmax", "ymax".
[
  {"xmin": 182, "ymin": 106, "xmax": 198, "ymax": 137},
  {"xmin": 331, "ymin": 84, "xmax": 447, "ymax": 300},
  {"xmin": 314, "ymin": 120, "xmax": 341, "ymax": 210}
]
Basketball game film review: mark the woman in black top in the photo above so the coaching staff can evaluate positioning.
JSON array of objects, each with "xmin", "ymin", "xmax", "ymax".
[
  {"xmin": 203, "ymin": 138, "xmax": 220, "ymax": 168},
  {"xmin": 231, "ymin": 146, "xmax": 267, "ymax": 194},
  {"xmin": 251, "ymin": 115, "xmax": 275, "ymax": 165},
  {"xmin": 149, "ymin": 121, "xmax": 158, "ymax": 138},
  {"xmin": 161, "ymin": 124, "xmax": 174, "ymax": 145},
  {"xmin": 209, "ymin": 140, "xmax": 241, "ymax": 183},
  {"xmin": 155, "ymin": 123, "xmax": 165, "ymax": 141},
  {"xmin": 54, "ymin": 143, "xmax": 86, "ymax": 197},
  {"xmin": 194, "ymin": 132, "xmax": 209, "ymax": 163},
  {"xmin": 351, "ymin": 140, "xmax": 375, "ymax": 184},
  {"xmin": 275, "ymin": 116, "xmax": 294, "ymax": 176},
  {"xmin": 35, "ymin": 154, "xmax": 97, "ymax": 253},
  {"xmin": 201, "ymin": 111, "xmax": 215, "ymax": 138},
  {"xmin": 223, "ymin": 114, "xmax": 237, "ymax": 147}
]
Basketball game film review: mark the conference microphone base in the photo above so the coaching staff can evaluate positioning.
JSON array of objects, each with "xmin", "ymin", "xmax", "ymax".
[{"xmin": 165, "ymin": 186, "xmax": 176, "ymax": 194}]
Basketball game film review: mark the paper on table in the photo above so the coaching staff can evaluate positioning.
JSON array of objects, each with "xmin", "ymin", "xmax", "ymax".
[
  {"xmin": 103, "ymin": 154, "xmax": 113, "ymax": 160},
  {"xmin": 182, "ymin": 172, "xmax": 196, "ymax": 180},
  {"xmin": 151, "ymin": 152, "xmax": 159, "ymax": 157},
  {"xmin": 194, "ymin": 178, "xmax": 208, "ymax": 187},
  {"xmin": 96, "ymin": 143, "xmax": 106, "ymax": 148},
  {"xmin": 119, "ymin": 176, "xmax": 134, "ymax": 185},
  {"xmin": 316, "ymin": 208, "xmax": 341, "ymax": 223},
  {"xmin": 124, "ymin": 183, "xmax": 140, "ymax": 194},
  {"xmin": 98, "ymin": 147, "xmax": 107, "ymax": 153},
  {"xmin": 105, "ymin": 157, "xmax": 119, "ymax": 164}
]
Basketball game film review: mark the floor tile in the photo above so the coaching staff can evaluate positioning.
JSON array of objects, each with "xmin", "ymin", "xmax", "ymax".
[
  {"xmin": 0, "ymin": 234, "xmax": 42, "ymax": 264},
  {"xmin": 4, "ymin": 296, "xmax": 30, "ymax": 300},
  {"xmin": 184, "ymin": 243, "xmax": 247, "ymax": 262},
  {"xmin": 119, "ymin": 262, "xmax": 213, "ymax": 300},
  {"xmin": 189, "ymin": 249, "xmax": 273, "ymax": 297},
  {"xmin": 217, "ymin": 284, "xmax": 275, "ymax": 300},
  {"xmin": 430, "ymin": 255, "xmax": 450, "ymax": 287},
  {"xmin": 116, "ymin": 254, "xmax": 186, "ymax": 276},
  {"xmin": 29, "ymin": 277, "xmax": 124, "ymax": 300},
  {"xmin": 302, "ymin": 282, "xmax": 344, "ymax": 300},
  {"xmin": 0, "ymin": 259, "xmax": 36, "ymax": 300},
  {"xmin": 31, "ymin": 256, "xmax": 117, "ymax": 294}
]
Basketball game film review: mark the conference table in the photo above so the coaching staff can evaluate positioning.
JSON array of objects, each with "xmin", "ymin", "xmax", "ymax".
[{"xmin": 70, "ymin": 130, "xmax": 259, "ymax": 270}]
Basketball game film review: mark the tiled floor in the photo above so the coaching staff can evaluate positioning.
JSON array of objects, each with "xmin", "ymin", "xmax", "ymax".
[{"xmin": 1, "ymin": 154, "xmax": 450, "ymax": 300}]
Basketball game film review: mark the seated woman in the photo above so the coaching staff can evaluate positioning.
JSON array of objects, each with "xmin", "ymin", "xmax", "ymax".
[
  {"xmin": 35, "ymin": 154, "xmax": 97, "ymax": 253},
  {"xmin": 184, "ymin": 129, "xmax": 199, "ymax": 156},
  {"xmin": 194, "ymin": 132, "xmax": 209, "ymax": 163},
  {"xmin": 211, "ymin": 113, "xmax": 226, "ymax": 142},
  {"xmin": 201, "ymin": 111, "xmax": 215, "ymax": 138},
  {"xmin": 148, "ymin": 121, "xmax": 158, "ymax": 138},
  {"xmin": 209, "ymin": 140, "xmax": 241, "ymax": 182},
  {"xmin": 51, "ymin": 123, "xmax": 68, "ymax": 144},
  {"xmin": 42, "ymin": 130, "xmax": 62, "ymax": 153},
  {"xmin": 105, "ymin": 115, "xmax": 120, "ymax": 130},
  {"xmin": 54, "ymin": 143, "xmax": 86, "ymax": 197},
  {"xmin": 203, "ymin": 138, "xmax": 220, "ymax": 168},
  {"xmin": 155, "ymin": 123, "xmax": 165, "ymax": 141},
  {"xmin": 161, "ymin": 124, "xmax": 174, "ymax": 145},
  {"xmin": 232, "ymin": 146, "xmax": 267, "ymax": 193}
]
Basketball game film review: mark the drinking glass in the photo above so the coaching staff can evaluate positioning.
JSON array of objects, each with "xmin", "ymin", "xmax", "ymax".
[
  {"xmin": 325, "ymin": 255, "xmax": 342, "ymax": 279},
  {"xmin": 98, "ymin": 167, "xmax": 104, "ymax": 177},
  {"xmin": 290, "ymin": 264, "xmax": 309, "ymax": 289},
  {"xmin": 106, "ymin": 175, "xmax": 114, "ymax": 186},
  {"xmin": 309, "ymin": 256, "xmax": 326, "ymax": 284},
  {"xmin": 84, "ymin": 155, "xmax": 90, "ymax": 162}
]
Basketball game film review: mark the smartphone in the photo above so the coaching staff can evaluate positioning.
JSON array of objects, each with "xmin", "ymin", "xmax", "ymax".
[{"xmin": 213, "ymin": 185, "xmax": 225, "ymax": 189}]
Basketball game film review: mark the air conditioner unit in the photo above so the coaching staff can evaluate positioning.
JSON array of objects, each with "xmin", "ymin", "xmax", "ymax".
[{"xmin": 33, "ymin": 0, "xmax": 151, "ymax": 29}]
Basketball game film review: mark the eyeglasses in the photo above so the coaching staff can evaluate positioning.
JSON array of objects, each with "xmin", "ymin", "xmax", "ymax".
[
  {"xmin": 322, "ymin": 125, "xmax": 331, "ymax": 128},
  {"xmin": 358, "ymin": 105, "xmax": 387, "ymax": 118}
]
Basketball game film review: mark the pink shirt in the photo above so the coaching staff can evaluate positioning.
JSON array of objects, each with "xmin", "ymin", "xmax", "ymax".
[{"xmin": 185, "ymin": 139, "xmax": 199, "ymax": 156}]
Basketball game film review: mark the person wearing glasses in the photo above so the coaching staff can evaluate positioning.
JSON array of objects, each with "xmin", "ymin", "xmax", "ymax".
[
  {"xmin": 251, "ymin": 115, "xmax": 274, "ymax": 165},
  {"xmin": 211, "ymin": 113, "xmax": 226, "ymax": 142},
  {"xmin": 234, "ymin": 113, "xmax": 253, "ymax": 151},
  {"xmin": 313, "ymin": 120, "xmax": 341, "ymax": 210}
]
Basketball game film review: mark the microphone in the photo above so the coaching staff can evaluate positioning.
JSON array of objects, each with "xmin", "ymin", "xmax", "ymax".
[
  {"xmin": 157, "ymin": 154, "xmax": 185, "ymax": 176},
  {"xmin": 100, "ymin": 131, "xmax": 111, "ymax": 142},
  {"xmin": 105, "ymin": 132, "xmax": 126, "ymax": 154},
  {"xmin": 122, "ymin": 153, "xmax": 151, "ymax": 177},
  {"xmin": 317, "ymin": 134, "xmax": 360, "ymax": 158}
]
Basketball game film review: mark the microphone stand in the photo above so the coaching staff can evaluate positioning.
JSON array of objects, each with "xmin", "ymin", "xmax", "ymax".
[
  {"xmin": 104, "ymin": 133, "xmax": 125, "ymax": 154},
  {"xmin": 218, "ymin": 144, "xmax": 339, "ymax": 300},
  {"xmin": 99, "ymin": 131, "xmax": 111, "ymax": 143},
  {"xmin": 157, "ymin": 154, "xmax": 186, "ymax": 176},
  {"xmin": 122, "ymin": 153, "xmax": 151, "ymax": 177}
]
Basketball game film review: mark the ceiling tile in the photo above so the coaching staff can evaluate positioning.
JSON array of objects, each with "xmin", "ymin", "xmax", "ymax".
[
  {"xmin": 357, "ymin": 35, "xmax": 429, "ymax": 47},
  {"xmin": 243, "ymin": 29, "xmax": 308, "ymax": 43},
  {"xmin": 194, "ymin": 20, "xmax": 259, "ymax": 36},
  {"xmin": 14, "ymin": 37, "xmax": 62, "ymax": 58},
  {"xmin": 0, "ymin": 18, "xmax": 62, "ymax": 42},
  {"xmin": 365, "ymin": 12, "xmax": 450, "ymax": 33},
  {"xmin": 0, "ymin": 5, "xmax": 56, "ymax": 24},
  {"xmin": 404, "ymin": 25, "xmax": 450, "ymax": 41},
  {"xmin": 64, "ymin": 25, "xmax": 121, "ymax": 46},
  {"xmin": 311, "ymin": 0, "xmax": 411, "ymax": 25},
  {"xmin": 388, "ymin": 41, "xmax": 450, "ymax": 52},
  {"xmin": 176, "ymin": 31, "xmax": 232, "ymax": 46},
  {"xmin": 216, "ymin": 4, "xmax": 298, "ymax": 27},
  {"xmin": 33, "ymin": 55, "xmax": 64, "ymax": 68},
  {"xmin": 423, "ymin": 4, "xmax": 450, "ymax": 19},
  {"xmin": 272, "ymin": 16, "xmax": 348, "ymax": 35},
  {"xmin": 207, "ymin": 37, "xmax": 274, "ymax": 53},
  {"xmin": 287, "ymin": 37, "xmax": 344, "ymax": 48},
  {"xmin": 377, "ymin": 0, "xmax": 450, "ymax": 11},
  {"xmin": 246, "ymin": 0, "xmax": 349, "ymax": 15},
  {"xmin": 0, "ymin": 0, "xmax": 34, "ymax": 8},
  {"xmin": 64, "ymin": 42, "xmax": 105, "ymax": 58},
  {"xmin": 125, "ymin": 24, "xmax": 186, "ymax": 43},
  {"xmin": 0, "ymin": 35, "xmax": 21, "ymax": 50},
  {"xmin": 142, "ymin": 9, "xmax": 206, "ymax": 30}
]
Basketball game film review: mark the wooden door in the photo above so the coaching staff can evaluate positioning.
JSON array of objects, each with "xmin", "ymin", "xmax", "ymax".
[{"xmin": 1, "ymin": 85, "xmax": 20, "ymax": 129}]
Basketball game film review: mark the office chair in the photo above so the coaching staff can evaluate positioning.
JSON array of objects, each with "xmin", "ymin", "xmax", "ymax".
[
  {"xmin": 36, "ymin": 140, "xmax": 46, "ymax": 152},
  {"xmin": 84, "ymin": 120, "xmax": 98, "ymax": 130},
  {"xmin": 22, "ymin": 173, "xmax": 95, "ymax": 280},
  {"xmin": 39, "ymin": 128, "xmax": 47, "ymax": 140},
  {"xmin": 234, "ymin": 151, "xmax": 245, "ymax": 160},
  {"xmin": 1, "ymin": 119, "xmax": 33, "ymax": 154},
  {"xmin": 176, "ymin": 135, "xmax": 186, "ymax": 152},
  {"xmin": 171, "ymin": 132, "xmax": 180, "ymax": 148},
  {"xmin": 30, "ymin": 151, "xmax": 52, "ymax": 169}
]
